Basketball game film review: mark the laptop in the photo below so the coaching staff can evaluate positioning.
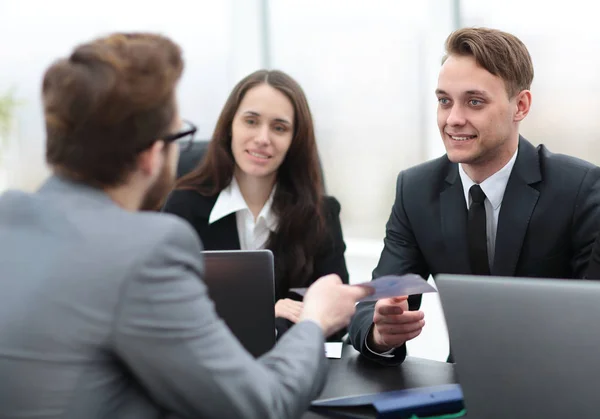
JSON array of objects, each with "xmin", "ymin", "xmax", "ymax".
[
  {"xmin": 201, "ymin": 250, "xmax": 276, "ymax": 357},
  {"xmin": 435, "ymin": 274, "xmax": 600, "ymax": 419}
]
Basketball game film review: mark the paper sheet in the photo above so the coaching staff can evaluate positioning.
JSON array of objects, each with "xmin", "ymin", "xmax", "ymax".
[
  {"xmin": 325, "ymin": 342, "xmax": 343, "ymax": 359},
  {"xmin": 290, "ymin": 274, "xmax": 436, "ymax": 302}
]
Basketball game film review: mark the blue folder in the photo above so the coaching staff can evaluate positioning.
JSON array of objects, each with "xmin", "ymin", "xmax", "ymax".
[{"xmin": 310, "ymin": 384, "xmax": 464, "ymax": 418}]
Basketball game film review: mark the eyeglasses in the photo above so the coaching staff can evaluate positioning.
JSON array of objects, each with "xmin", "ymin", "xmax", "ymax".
[
  {"xmin": 162, "ymin": 119, "xmax": 197, "ymax": 152},
  {"xmin": 135, "ymin": 120, "xmax": 198, "ymax": 153}
]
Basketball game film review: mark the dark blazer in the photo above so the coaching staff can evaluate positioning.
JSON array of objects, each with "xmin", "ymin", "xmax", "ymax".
[
  {"xmin": 584, "ymin": 232, "xmax": 600, "ymax": 279},
  {"xmin": 162, "ymin": 190, "xmax": 350, "ymax": 341},
  {"xmin": 349, "ymin": 137, "xmax": 600, "ymax": 365}
]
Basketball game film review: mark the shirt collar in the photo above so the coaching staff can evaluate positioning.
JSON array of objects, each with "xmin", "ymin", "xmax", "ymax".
[
  {"xmin": 458, "ymin": 148, "xmax": 518, "ymax": 210},
  {"xmin": 208, "ymin": 177, "xmax": 278, "ymax": 232}
]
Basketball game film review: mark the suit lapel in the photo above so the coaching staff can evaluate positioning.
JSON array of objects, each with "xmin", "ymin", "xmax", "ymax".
[
  {"xmin": 194, "ymin": 195, "xmax": 241, "ymax": 250},
  {"xmin": 492, "ymin": 137, "xmax": 541, "ymax": 276},
  {"xmin": 207, "ymin": 214, "xmax": 242, "ymax": 250},
  {"xmin": 440, "ymin": 163, "xmax": 471, "ymax": 273}
]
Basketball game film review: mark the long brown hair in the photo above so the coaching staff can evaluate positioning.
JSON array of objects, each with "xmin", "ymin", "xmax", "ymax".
[{"xmin": 177, "ymin": 69, "xmax": 325, "ymax": 294}]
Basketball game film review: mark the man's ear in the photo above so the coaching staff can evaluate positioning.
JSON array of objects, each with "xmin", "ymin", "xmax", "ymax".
[
  {"xmin": 514, "ymin": 90, "xmax": 532, "ymax": 122},
  {"xmin": 138, "ymin": 141, "xmax": 166, "ymax": 178}
]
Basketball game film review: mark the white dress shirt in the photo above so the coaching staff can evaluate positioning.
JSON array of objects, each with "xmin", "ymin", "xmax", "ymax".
[
  {"xmin": 208, "ymin": 178, "xmax": 278, "ymax": 250},
  {"xmin": 368, "ymin": 148, "xmax": 518, "ymax": 358},
  {"xmin": 458, "ymin": 148, "xmax": 518, "ymax": 268}
]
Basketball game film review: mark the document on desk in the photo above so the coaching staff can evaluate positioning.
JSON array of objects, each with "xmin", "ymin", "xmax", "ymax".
[
  {"xmin": 290, "ymin": 274, "xmax": 436, "ymax": 302},
  {"xmin": 325, "ymin": 342, "xmax": 343, "ymax": 359}
]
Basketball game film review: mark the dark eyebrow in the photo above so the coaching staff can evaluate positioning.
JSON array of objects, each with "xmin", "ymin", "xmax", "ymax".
[
  {"xmin": 465, "ymin": 89, "xmax": 490, "ymax": 98},
  {"xmin": 242, "ymin": 110, "xmax": 291, "ymax": 125},
  {"xmin": 435, "ymin": 89, "xmax": 490, "ymax": 99}
]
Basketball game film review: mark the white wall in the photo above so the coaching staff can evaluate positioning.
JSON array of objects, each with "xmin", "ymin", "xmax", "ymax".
[
  {"xmin": 0, "ymin": 0, "xmax": 239, "ymax": 190},
  {"xmin": 268, "ymin": 0, "xmax": 456, "ymax": 240},
  {"xmin": 461, "ymin": 0, "xmax": 600, "ymax": 163}
]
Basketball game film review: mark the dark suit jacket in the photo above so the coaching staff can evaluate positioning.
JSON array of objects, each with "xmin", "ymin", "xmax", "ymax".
[
  {"xmin": 162, "ymin": 190, "xmax": 350, "ymax": 341},
  {"xmin": 349, "ymin": 137, "xmax": 600, "ymax": 365},
  {"xmin": 584, "ymin": 232, "xmax": 600, "ymax": 279}
]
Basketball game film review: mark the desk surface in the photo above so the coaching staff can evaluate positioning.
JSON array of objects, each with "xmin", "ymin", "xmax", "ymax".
[{"xmin": 303, "ymin": 345, "xmax": 459, "ymax": 419}]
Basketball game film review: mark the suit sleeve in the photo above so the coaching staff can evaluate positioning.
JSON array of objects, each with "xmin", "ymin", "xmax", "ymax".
[
  {"xmin": 112, "ymin": 219, "xmax": 327, "ymax": 419},
  {"xmin": 348, "ymin": 171, "xmax": 430, "ymax": 365},
  {"xmin": 574, "ymin": 167, "xmax": 600, "ymax": 278}
]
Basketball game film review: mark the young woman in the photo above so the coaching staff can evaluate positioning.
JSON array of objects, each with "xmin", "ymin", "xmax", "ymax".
[{"xmin": 162, "ymin": 70, "xmax": 349, "ymax": 340}]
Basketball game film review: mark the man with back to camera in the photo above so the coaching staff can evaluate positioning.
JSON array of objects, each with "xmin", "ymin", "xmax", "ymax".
[
  {"xmin": 0, "ymin": 33, "xmax": 372, "ymax": 418},
  {"xmin": 348, "ymin": 27, "xmax": 600, "ymax": 364}
]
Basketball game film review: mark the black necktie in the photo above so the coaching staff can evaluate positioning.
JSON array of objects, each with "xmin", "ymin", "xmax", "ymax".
[{"xmin": 467, "ymin": 184, "xmax": 490, "ymax": 275}]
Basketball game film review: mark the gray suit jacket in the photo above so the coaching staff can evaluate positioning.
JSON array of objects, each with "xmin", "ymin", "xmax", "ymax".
[{"xmin": 0, "ymin": 175, "xmax": 327, "ymax": 419}]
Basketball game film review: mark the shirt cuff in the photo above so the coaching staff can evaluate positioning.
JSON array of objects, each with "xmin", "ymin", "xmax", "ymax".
[{"xmin": 364, "ymin": 324, "xmax": 395, "ymax": 358}]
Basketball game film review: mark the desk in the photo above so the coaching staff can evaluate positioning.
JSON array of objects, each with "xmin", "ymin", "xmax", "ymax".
[{"xmin": 303, "ymin": 345, "xmax": 460, "ymax": 419}]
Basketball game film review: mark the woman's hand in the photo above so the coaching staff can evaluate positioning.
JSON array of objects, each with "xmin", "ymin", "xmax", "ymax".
[{"xmin": 275, "ymin": 298, "xmax": 304, "ymax": 323}]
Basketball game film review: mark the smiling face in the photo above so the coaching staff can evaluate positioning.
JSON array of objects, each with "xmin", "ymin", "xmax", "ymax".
[
  {"xmin": 436, "ymin": 54, "xmax": 530, "ymax": 181},
  {"xmin": 230, "ymin": 83, "xmax": 294, "ymax": 183}
]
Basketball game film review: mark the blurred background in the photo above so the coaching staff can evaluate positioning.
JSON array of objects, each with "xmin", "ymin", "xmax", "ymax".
[{"xmin": 1, "ymin": 0, "xmax": 597, "ymax": 361}]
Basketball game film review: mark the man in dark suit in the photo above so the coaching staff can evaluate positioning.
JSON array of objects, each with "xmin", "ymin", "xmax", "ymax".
[{"xmin": 348, "ymin": 27, "xmax": 600, "ymax": 365}]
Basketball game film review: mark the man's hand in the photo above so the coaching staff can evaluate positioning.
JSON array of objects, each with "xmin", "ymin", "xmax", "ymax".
[
  {"xmin": 300, "ymin": 274, "xmax": 374, "ymax": 337},
  {"xmin": 368, "ymin": 296, "xmax": 425, "ymax": 353}
]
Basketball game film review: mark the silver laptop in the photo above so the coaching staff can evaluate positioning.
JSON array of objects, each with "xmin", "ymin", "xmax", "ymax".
[
  {"xmin": 436, "ymin": 274, "xmax": 600, "ymax": 419},
  {"xmin": 202, "ymin": 250, "xmax": 276, "ymax": 358}
]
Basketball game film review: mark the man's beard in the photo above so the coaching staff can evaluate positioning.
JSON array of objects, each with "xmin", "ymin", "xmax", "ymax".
[{"xmin": 140, "ymin": 163, "xmax": 175, "ymax": 211}]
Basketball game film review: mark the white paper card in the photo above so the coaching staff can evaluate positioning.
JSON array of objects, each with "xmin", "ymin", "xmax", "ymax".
[{"xmin": 325, "ymin": 342, "xmax": 343, "ymax": 359}]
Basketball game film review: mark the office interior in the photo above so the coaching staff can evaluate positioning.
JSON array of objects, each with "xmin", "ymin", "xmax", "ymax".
[{"xmin": 0, "ymin": 0, "xmax": 596, "ymax": 362}]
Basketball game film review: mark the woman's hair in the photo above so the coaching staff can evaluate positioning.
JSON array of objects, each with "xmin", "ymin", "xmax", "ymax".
[{"xmin": 177, "ymin": 69, "xmax": 325, "ymax": 293}]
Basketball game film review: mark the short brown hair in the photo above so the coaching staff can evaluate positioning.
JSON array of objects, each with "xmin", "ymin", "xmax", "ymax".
[
  {"xmin": 43, "ymin": 33, "xmax": 184, "ymax": 187},
  {"xmin": 443, "ymin": 27, "xmax": 534, "ymax": 98}
]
